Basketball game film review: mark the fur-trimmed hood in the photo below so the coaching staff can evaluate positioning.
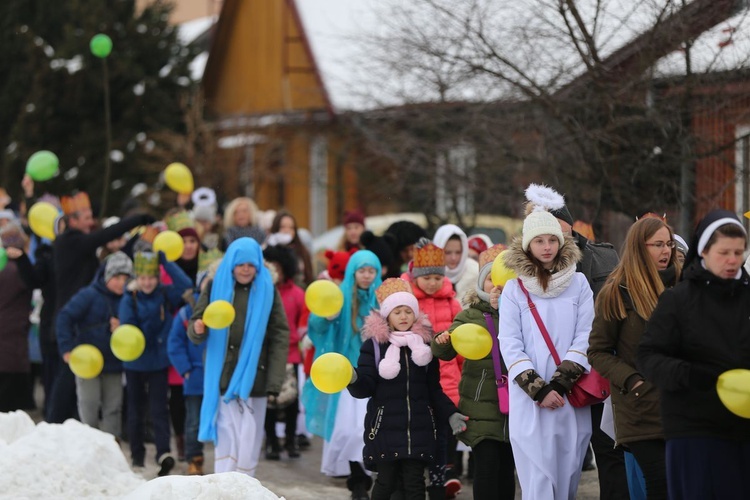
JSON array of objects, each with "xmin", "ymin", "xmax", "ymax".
[
  {"xmin": 503, "ymin": 235, "xmax": 582, "ymax": 278},
  {"xmin": 362, "ymin": 311, "xmax": 434, "ymax": 344}
]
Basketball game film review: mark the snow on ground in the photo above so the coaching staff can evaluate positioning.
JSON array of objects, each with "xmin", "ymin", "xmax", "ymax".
[{"xmin": 0, "ymin": 411, "xmax": 282, "ymax": 500}]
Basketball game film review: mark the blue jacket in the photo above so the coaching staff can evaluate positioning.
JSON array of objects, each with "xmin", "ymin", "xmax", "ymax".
[
  {"xmin": 119, "ymin": 260, "xmax": 192, "ymax": 372},
  {"xmin": 168, "ymin": 300, "xmax": 206, "ymax": 396},
  {"xmin": 56, "ymin": 280, "xmax": 123, "ymax": 373}
]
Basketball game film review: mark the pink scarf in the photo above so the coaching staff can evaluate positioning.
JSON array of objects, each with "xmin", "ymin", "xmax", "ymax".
[{"xmin": 379, "ymin": 331, "xmax": 433, "ymax": 380}]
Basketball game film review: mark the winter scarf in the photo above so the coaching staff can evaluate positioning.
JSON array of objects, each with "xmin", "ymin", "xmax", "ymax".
[
  {"xmin": 199, "ymin": 237, "xmax": 274, "ymax": 443},
  {"xmin": 363, "ymin": 311, "xmax": 434, "ymax": 379},
  {"xmin": 433, "ymin": 224, "xmax": 469, "ymax": 285},
  {"xmin": 503, "ymin": 236, "xmax": 582, "ymax": 298}
]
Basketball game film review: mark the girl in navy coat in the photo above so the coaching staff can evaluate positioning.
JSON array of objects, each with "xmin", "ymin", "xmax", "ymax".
[
  {"xmin": 348, "ymin": 278, "xmax": 465, "ymax": 500},
  {"xmin": 56, "ymin": 252, "xmax": 133, "ymax": 438},
  {"xmin": 119, "ymin": 251, "xmax": 192, "ymax": 475}
]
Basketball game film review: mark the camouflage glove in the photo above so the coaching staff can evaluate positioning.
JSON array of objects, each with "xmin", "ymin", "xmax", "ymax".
[
  {"xmin": 514, "ymin": 369, "xmax": 546, "ymax": 400},
  {"xmin": 550, "ymin": 360, "xmax": 585, "ymax": 392}
]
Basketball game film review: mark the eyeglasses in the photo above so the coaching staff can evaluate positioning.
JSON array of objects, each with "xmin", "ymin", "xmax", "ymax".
[{"xmin": 645, "ymin": 240, "xmax": 676, "ymax": 249}]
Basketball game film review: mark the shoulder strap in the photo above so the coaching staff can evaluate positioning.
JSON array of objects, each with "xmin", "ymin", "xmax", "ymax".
[
  {"xmin": 483, "ymin": 313, "xmax": 504, "ymax": 379},
  {"xmin": 517, "ymin": 280, "xmax": 562, "ymax": 366},
  {"xmin": 372, "ymin": 337, "xmax": 381, "ymax": 366}
]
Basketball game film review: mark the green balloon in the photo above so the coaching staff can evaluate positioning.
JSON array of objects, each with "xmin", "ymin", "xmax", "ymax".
[
  {"xmin": 0, "ymin": 248, "xmax": 7, "ymax": 273},
  {"xmin": 90, "ymin": 34, "xmax": 112, "ymax": 58},
  {"xmin": 26, "ymin": 150, "xmax": 59, "ymax": 181}
]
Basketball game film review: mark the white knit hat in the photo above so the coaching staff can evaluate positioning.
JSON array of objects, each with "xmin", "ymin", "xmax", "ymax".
[{"xmin": 522, "ymin": 184, "xmax": 566, "ymax": 251}]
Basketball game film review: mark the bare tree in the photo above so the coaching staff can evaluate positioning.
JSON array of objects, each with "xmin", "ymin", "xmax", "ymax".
[{"xmin": 341, "ymin": 0, "xmax": 750, "ymax": 238}]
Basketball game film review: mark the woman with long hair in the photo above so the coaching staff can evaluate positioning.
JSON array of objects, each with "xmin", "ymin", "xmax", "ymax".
[
  {"xmin": 498, "ymin": 185, "xmax": 594, "ymax": 499},
  {"xmin": 588, "ymin": 217, "xmax": 681, "ymax": 499}
]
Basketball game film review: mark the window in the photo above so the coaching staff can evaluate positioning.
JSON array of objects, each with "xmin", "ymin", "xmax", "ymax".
[
  {"xmin": 735, "ymin": 125, "xmax": 750, "ymax": 231},
  {"xmin": 309, "ymin": 136, "xmax": 328, "ymax": 236},
  {"xmin": 435, "ymin": 143, "xmax": 476, "ymax": 217}
]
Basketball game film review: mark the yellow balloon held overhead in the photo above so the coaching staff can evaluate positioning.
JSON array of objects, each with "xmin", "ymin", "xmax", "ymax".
[
  {"xmin": 491, "ymin": 250, "xmax": 517, "ymax": 287},
  {"xmin": 153, "ymin": 230, "xmax": 184, "ymax": 262},
  {"xmin": 451, "ymin": 323, "xmax": 493, "ymax": 360},
  {"xmin": 28, "ymin": 202, "xmax": 59, "ymax": 241},
  {"xmin": 716, "ymin": 369, "xmax": 750, "ymax": 419},
  {"xmin": 69, "ymin": 344, "xmax": 104, "ymax": 379},
  {"xmin": 110, "ymin": 325, "xmax": 146, "ymax": 362},
  {"xmin": 203, "ymin": 300, "xmax": 236, "ymax": 329},
  {"xmin": 164, "ymin": 162, "xmax": 194, "ymax": 194},
  {"xmin": 305, "ymin": 280, "xmax": 345, "ymax": 318},
  {"xmin": 311, "ymin": 352, "xmax": 353, "ymax": 394}
]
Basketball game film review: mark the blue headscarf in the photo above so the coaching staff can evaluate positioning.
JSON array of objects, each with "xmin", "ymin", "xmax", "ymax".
[
  {"xmin": 199, "ymin": 237, "xmax": 274, "ymax": 443},
  {"xmin": 302, "ymin": 250, "xmax": 382, "ymax": 440}
]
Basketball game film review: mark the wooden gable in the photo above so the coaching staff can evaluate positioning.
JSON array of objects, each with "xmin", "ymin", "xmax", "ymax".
[{"xmin": 203, "ymin": 0, "xmax": 333, "ymax": 117}]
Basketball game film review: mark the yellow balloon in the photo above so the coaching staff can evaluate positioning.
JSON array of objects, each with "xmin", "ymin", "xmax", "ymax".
[
  {"xmin": 451, "ymin": 323, "xmax": 493, "ymax": 360},
  {"xmin": 28, "ymin": 202, "xmax": 59, "ymax": 241},
  {"xmin": 69, "ymin": 344, "xmax": 104, "ymax": 379},
  {"xmin": 110, "ymin": 325, "xmax": 146, "ymax": 362},
  {"xmin": 153, "ymin": 230, "xmax": 184, "ymax": 262},
  {"xmin": 311, "ymin": 352, "xmax": 353, "ymax": 394},
  {"xmin": 716, "ymin": 369, "xmax": 750, "ymax": 419},
  {"xmin": 491, "ymin": 250, "xmax": 517, "ymax": 287},
  {"xmin": 164, "ymin": 162, "xmax": 194, "ymax": 194},
  {"xmin": 203, "ymin": 300, "xmax": 236, "ymax": 329},
  {"xmin": 305, "ymin": 280, "xmax": 344, "ymax": 317}
]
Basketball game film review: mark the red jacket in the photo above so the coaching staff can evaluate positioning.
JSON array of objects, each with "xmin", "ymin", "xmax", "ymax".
[
  {"xmin": 278, "ymin": 279, "xmax": 308, "ymax": 364},
  {"xmin": 402, "ymin": 273, "xmax": 463, "ymax": 405}
]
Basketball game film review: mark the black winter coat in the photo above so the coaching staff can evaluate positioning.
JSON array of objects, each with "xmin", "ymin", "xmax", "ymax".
[
  {"xmin": 637, "ymin": 263, "xmax": 750, "ymax": 441},
  {"xmin": 348, "ymin": 339, "xmax": 457, "ymax": 471}
]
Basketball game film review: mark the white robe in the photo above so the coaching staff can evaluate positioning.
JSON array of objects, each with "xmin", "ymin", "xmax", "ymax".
[
  {"xmin": 498, "ymin": 274, "xmax": 594, "ymax": 500},
  {"xmin": 320, "ymin": 389, "xmax": 368, "ymax": 477}
]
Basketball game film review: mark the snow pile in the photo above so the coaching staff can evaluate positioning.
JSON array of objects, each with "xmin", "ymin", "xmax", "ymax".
[
  {"xmin": 122, "ymin": 473, "xmax": 282, "ymax": 500},
  {"xmin": 0, "ymin": 412, "xmax": 283, "ymax": 500},
  {"xmin": 0, "ymin": 412, "xmax": 144, "ymax": 498}
]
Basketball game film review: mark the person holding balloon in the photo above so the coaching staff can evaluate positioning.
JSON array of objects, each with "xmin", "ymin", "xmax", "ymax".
[
  {"xmin": 302, "ymin": 250, "xmax": 382, "ymax": 499},
  {"xmin": 637, "ymin": 210, "xmax": 750, "ymax": 499},
  {"xmin": 118, "ymin": 250, "xmax": 192, "ymax": 475},
  {"xmin": 187, "ymin": 237, "xmax": 290, "ymax": 477},
  {"xmin": 347, "ymin": 277, "xmax": 464, "ymax": 500},
  {"xmin": 54, "ymin": 252, "xmax": 134, "ymax": 438},
  {"xmin": 432, "ymin": 244, "xmax": 516, "ymax": 500},
  {"xmin": 497, "ymin": 184, "xmax": 594, "ymax": 500},
  {"xmin": 401, "ymin": 238, "xmax": 463, "ymax": 498}
]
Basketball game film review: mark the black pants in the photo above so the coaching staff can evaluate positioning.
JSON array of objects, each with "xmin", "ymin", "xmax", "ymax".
[
  {"xmin": 347, "ymin": 461, "xmax": 373, "ymax": 492},
  {"xmin": 169, "ymin": 383, "xmax": 185, "ymax": 436},
  {"xmin": 46, "ymin": 361, "xmax": 78, "ymax": 423},
  {"xmin": 0, "ymin": 373, "xmax": 31, "ymax": 412},
  {"xmin": 627, "ymin": 439, "xmax": 668, "ymax": 499},
  {"xmin": 264, "ymin": 397, "xmax": 299, "ymax": 446},
  {"xmin": 666, "ymin": 437, "xmax": 750, "ymax": 500},
  {"xmin": 590, "ymin": 402, "xmax": 630, "ymax": 500},
  {"xmin": 472, "ymin": 439, "xmax": 515, "ymax": 500},
  {"xmin": 371, "ymin": 459, "xmax": 425, "ymax": 500}
]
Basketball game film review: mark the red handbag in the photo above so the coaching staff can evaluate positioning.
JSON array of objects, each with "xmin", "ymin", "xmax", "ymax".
[{"xmin": 517, "ymin": 281, "xmax": 610, "ymax": 407}]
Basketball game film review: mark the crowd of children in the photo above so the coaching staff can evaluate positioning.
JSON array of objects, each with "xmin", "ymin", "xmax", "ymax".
[{"xmin": 2, "ymin": 177, "xmax": 748, "ymax": 500}]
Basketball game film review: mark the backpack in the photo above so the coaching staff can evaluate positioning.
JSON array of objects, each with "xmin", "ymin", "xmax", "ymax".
[{"xmin": 579, "ymin": 240, "xmax": 619, "ymax": 299}]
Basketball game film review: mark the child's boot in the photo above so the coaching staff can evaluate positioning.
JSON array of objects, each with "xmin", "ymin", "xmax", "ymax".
[{"xmin": 187, "ymin": 456, "xmax": 204, "ymax": 475}]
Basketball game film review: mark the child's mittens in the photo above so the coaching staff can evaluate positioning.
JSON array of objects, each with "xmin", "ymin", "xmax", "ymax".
[{"xmin": 449, "ymin": 412, "xmax": 469, "ymax": 435}]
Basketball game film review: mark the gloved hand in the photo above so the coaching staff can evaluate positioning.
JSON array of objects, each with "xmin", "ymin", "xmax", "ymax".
[
  {"xmin": 448, "ymin": 412, "xmax": 469, "ymax": 435},
  {"xmin": 349, "ymin": 369, "xmax": 358, "ymax": 385}
]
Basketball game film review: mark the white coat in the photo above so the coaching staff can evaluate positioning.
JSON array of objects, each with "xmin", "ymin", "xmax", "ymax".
[{"xmin": 498, "ymin": 272, "xmax": 594, "ymax": 500}]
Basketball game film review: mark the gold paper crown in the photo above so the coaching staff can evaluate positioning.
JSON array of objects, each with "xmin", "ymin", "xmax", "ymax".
[
  {"xmin": 166, "ymin": 211, "xmax": 194, "ymax": 232},
  {"xmin": 479, "ymin": 243, "xmax": 507, "ymax": 269},
  {"xmin": 412, "ymin": 241, "xmax": 445, "ymax": 270},
  {"xmin": 376, "ymin": 278, "xmax": 412, "ymax": 305},
  {"xmin": 60, "ymin": 192, "xmax": 91, "ymax": 215},
  {"xmin": 198, "ymin": 248, "xmax": 224, "ymax": 272},
  {"xmin": 134, "ymin": 252, "xmax": 159, "ymax": 277}
]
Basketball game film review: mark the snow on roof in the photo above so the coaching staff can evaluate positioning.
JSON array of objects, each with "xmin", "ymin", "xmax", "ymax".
[
  {"xmin": 189, "ymin": 51, "xmax": 209, "ymax": 81},
  {"xmin": 295, "ymin": 0, "xmax": 690, "ymax": 111},
  {"xmin": 177, "ymin": 15, "xmax": 217, "ymax": 46},
  {"xmin": 653, "ymin": 9, "xmax": 750, "ymax": 77}
]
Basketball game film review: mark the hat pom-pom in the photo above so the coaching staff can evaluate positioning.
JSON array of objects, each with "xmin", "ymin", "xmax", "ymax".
[{"xmin": 525, "ymin": 183, "xmax": 565, "ymax": 212}]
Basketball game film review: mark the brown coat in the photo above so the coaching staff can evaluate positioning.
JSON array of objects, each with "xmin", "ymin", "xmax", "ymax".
[
  {"xmin": 0, "ymin": 261, "xmax": 33, "ymax": 373},
  {"xmin": 588, "ymin": 286, "xmax": 662, "ymax": 445}
]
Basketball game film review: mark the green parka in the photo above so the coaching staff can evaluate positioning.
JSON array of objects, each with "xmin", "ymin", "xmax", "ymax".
[{"xmin": 431, "ymin": 289, "xmax": 509, "ymax": 447}]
